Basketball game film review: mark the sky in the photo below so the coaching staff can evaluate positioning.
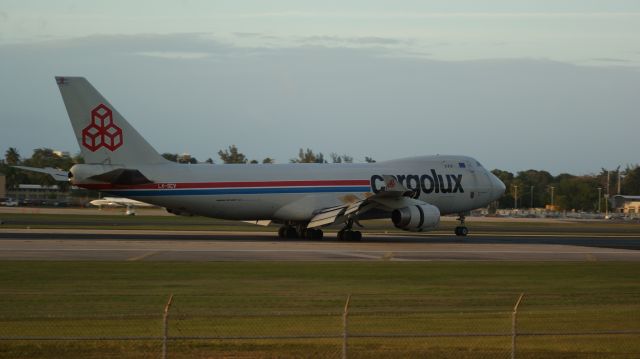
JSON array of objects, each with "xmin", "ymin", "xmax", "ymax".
[{"xmin": 1, "ymin": 0, "xmax": 639, "ymax": 174}]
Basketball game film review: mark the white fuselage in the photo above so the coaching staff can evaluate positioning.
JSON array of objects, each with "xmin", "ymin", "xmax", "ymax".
[{"xmin": 71, "ymin": 155, "xmax": 504, "ymax": 222}]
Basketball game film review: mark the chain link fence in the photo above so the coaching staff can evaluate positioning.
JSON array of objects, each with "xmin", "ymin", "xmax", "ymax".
[{"xmin": 1, "ymin": 293, "xmax": 639, "ymax": 358}]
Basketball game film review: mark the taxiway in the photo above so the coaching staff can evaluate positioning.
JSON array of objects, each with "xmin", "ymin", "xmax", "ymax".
[{"xmin": 0, "ymin": 229, "xmax": 638, "ymax": 261}]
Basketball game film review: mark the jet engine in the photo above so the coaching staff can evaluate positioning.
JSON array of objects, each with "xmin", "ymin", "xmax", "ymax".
[{"xmin": 391, "ymin": 203, "xmax": 440, "ymax": 231}]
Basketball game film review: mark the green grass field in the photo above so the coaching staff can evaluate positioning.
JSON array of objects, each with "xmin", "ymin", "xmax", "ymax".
[{"xmin": 1, "ymin": 261, "xmax": 639, "ymax": 358}]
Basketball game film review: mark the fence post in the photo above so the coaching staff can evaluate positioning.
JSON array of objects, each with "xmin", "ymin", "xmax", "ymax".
[
  {"xmin": 162, "ymin": 294, "xmax": 174, "ymax": 359},
  {"xmin": 342, "ymin": 294, "xmax": 352, "ymax": 359},
  {"xmin": 511, "ymin": 293, "xmax": 524, "ymax": 359}
]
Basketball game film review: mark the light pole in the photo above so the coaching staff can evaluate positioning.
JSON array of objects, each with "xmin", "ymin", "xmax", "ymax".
[
  {"xmin": 605, "ymin": 170, "xmax": 610, "ymax": 218},
  {"xmin": 618, "ymin": 174, "xmax": 624, "ymax": 195},
  {"xmin": 597, "ymin": 187, "xmax": 602, "ymax": 213},
  {"xmin": 549, "ymin": 186, "xmax": 555, "ymax": 209},
  {"xmin": 514, "ymin": 185, "xmax": 518, "ymax": 210},
  {"xmin": 530, "ymin": 185, "xmax": 534, "ymax": 209}
]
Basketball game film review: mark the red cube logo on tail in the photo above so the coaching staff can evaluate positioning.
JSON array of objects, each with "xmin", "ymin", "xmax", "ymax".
[{"xmin": 82, "ymin": 104, "xmax": 123, "ymax": 151}]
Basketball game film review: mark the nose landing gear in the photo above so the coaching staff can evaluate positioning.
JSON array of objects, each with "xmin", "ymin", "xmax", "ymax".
[{"xmin": 454, "ymin": 214, "xmax": 469, "ymax": 236}]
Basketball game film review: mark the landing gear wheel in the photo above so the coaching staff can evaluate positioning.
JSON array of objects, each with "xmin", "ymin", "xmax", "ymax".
[
  {"xmin": 455, "ymin": 213, "xmax": 468, "ymax": 236},
  {"xmin": 285, "ymin": 227, "xmax": 298, "ymax": 239},
  {"xmin": 454, "ymin": 226, "xmax": 468, "ymax": 236},
  {"xmin": 278, "ymin": 227, "xmax": 287, "ymax": 238},
  {"xmin": 338, "ymin": 230, "xmax": 362, "ymax": 241},
  {"xmin": 337, "ymin": 219, "xmax": 362, "ymax": 241},
  {"xmin": 305, "ymin": 228, "xmax": 323, "ymax": 240}
]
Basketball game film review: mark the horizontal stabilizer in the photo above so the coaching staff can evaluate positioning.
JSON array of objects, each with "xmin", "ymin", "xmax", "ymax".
[
  {"xmin": 88, "ymin": 169, "xmax": 153, "ymax": 185},
  {"xmin": 13, "ymin": 166, "xmax": 69, "ymax": 182}
]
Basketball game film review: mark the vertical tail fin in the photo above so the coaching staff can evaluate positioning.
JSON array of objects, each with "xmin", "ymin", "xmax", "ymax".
[{"xmin": 55, "ymin": 76, "xmax": 166, "ymax": 165}]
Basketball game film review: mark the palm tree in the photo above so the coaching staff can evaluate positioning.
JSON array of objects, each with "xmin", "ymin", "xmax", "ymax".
[{"xmin": 5, "ymin": 147, "xmax": 20, "ymax": 165}]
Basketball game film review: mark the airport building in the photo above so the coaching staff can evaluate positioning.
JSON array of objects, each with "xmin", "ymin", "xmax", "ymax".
[
  {"xmin": 4, "ymin": 184, "xmax": 95, "ymax": 207},
  {"xmin": 610, "ymin": 195, "xmax": 640, "ymax": 218},
  {"xmin": 7, "ymin": 184, "xmax": 66, "ymax": 204},
  {"xmin": 624, "ymin": 201, "xmax": 640, "ymax": 216}
]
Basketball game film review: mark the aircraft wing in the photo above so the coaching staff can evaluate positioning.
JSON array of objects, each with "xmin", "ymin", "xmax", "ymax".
[
  {"xmin": 307, "ymin": 175, "xmax": 422, "ymax": 228},
  {"xmin": 14, "ymin": 165, "xmax": 153, "ymax": 186},
  {"xmin": 243, "ymin": 220, "xmax": 273, "ymax": 227}
]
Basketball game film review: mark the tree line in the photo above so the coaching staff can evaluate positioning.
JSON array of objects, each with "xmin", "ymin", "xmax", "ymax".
[
  {"xmin": 0, "ymin": 146, "xmax": 374, "ymax": 189},
  {"xmin": 2, "ymin": 146, "xmax": 639, "ymax": 211},
  {"xmin": 492, "ymin": 167, "xmax": 640, "ymax": 211},
  {"xmin": 160, "ymin": 145, "xmax": 375, "ymax": 165}
]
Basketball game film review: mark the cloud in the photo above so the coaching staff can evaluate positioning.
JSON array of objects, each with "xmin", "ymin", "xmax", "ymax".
[
  {"xmin": 222, "ymin": 11, "xmax": 640, "ymax": 20},
  {"xmin": 301, "ymin": 36, "xmax": 404, "ymax": 46},
  {"xmin": 137, "ymin": 51, "xmax": 211, "ymax": 60},
  {"xmin": 591, "ymin": 57, "xmax": 632, "ymax": 63},
  {"xmin": 233, "ymin": 32, "xmax": 266, "ymax": 38},
  {"xmin": 62, "ymin": 33, "xmax": 221, "ymax": 51},
  {"xmin": 1, "ymin": 33, "xmax": 639, "ymax": 174},
  {"xmin": 2, "ymin": 33, "xmax": 250, "ymax": 59},
  {"xmin": 6, "ymin": 33, "xmax": 403, "ymax": 61}
]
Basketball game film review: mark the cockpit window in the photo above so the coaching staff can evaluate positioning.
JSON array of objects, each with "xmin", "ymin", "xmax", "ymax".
[{"xmin": 476, "ymin": 161, "xmax": 483, "ymax": 167}]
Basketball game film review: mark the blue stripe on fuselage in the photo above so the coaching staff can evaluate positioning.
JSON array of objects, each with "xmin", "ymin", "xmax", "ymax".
[{"xmin": 106, "ymin": 186, "xmax": 372, "ymax": 197}]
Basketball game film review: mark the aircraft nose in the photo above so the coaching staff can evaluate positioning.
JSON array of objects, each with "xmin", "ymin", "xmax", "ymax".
[{"xmin": 489, "ymin": 172, "xmax": 506, "ymax": 200}]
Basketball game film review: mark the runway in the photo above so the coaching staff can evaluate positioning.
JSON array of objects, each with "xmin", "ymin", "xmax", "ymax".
[{"xmin": 1, "ymin": 229, "xmax": 639, "ymax": 261}]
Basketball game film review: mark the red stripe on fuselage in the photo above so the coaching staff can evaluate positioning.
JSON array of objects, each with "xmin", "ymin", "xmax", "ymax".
[{"xmin": 78, "ymin": 179, "xmax": 371, "ymax": 191}]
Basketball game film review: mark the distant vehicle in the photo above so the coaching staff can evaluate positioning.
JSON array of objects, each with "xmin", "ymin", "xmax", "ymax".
[
  {"xmin": 90, "ymin": 197, "xmax": 154, "ymax": 215},
  {"xmin": 605, "ymin": 214, "xmax": 625, "ymax": 220},
  {"xmin": 1, "ymin": 198, "xmax": 18, "ymax": 207},
  {"xmin": 16, "ymin": 76, "xmax": 506, "ymax": 239}
]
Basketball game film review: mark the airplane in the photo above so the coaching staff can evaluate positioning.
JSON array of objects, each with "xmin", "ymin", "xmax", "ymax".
[
  {"xmin": 27, "ymin": 76, "xmax": 506, "ymax": 240},
  {"xmin": 89, "ymin": 196, "xmax": 155, "ymax": 215}
]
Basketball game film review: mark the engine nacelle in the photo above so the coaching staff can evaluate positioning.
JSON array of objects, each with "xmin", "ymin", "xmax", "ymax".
[{"xmin": 391, "ymin": 204, "xmax": 440, "ymax": 232}]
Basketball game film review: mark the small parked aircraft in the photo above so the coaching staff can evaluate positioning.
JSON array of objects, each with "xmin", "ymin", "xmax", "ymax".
[{"xmin": 89, "ymin": 196, "xmax": 154, "ymax": 215}]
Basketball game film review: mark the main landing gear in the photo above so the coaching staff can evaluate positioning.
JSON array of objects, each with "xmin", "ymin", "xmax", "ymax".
[
  {"xmin": 277, "ymin": 226, "xmax": 298, "ymax": 239},
  {"xmin": 454, "ymin": 214, "xmax": 469, "ymax": 236},
  {"xmin": 304, "ymin": 228, "xmax": 324, "ymax": 240},
  {"xmin": 278, "ymin": 225, "xmax": 324, "ymax": 240},
  {"xmin": 337, "ymin": 220, "xmax": 362, "ymax": 241},
  {"xmin": 337, "ymin": 230, "xmax": 362, "ymax": 241},
  {"xmin": 278, "ymin": 220, "xmax": 363, "ymax": 241}
]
